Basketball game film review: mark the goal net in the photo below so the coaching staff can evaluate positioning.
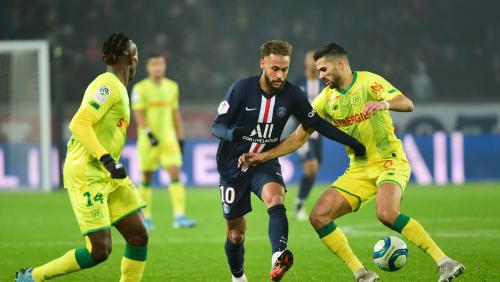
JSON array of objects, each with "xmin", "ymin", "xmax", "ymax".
[{"xmin": 0, "ymin": 41, "xmax": 52, "ymax": 191}]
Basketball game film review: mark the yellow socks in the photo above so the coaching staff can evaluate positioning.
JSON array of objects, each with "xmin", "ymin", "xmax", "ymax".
[
  {"xmin": 32, "ymin": 246, "xmax": 96, "ymax": 281},
  {"xmin": 138, "ymin": 183, "xmax": 152, "ymax": 219},
  {"xmin": 120, "ymin": 244, "xmax": 147, "ymax": 282},
  {"xmin": 316, "ymin": 222, "xmax": 364, "ymax": 273},
  {"xmin": 392, "ymin": 214, "xmax": 447, "ymax": 263},
  {"xmin": 169, "ymin": 180, "xmax": 186, "ymax": 217}
]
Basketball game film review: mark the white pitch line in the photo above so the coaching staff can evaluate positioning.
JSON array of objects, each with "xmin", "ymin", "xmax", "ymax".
[{"xmin": 2, "ymin": 227, "xmax": 499, "ymax": 248}]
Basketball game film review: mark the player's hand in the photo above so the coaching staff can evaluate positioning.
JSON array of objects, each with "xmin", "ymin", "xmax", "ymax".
[
  {"xmin": 363, "ymin": 101, "xmax": 389, "ymax": 117},
  {"xmin": 238, "ymin": 152, "xmax": 267, "ymax": 170},
  {"xmin": 100, "ymin": 154, "xmax": 127, "ymax": 179},
  {"xmin": 178, "ymin": 139, "xmax": 185, "ymax": 155},
  {"xmin": 145, "ymin": 128, "xmax": 159, "ymax": 146},
  {"xmin": 231, "ymin": 127, "xmax": 245, "ymax": 142},
  {"xmin": 350, "ymin": 141, "xmax": 366, "ymax": 157}
]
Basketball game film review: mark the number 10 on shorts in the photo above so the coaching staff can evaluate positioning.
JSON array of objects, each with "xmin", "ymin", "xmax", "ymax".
[{"xmin": 219, "ymin": 186, "xmax": 235, "ymax": 204}]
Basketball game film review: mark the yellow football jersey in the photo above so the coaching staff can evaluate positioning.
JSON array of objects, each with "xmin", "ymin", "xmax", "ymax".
[
  {"xmin": 312, "ymin": 71, "xmax": 408, "ymax": 166},
  {"xmin": 64, "ymin": 72, "xmax": 130, "ymax": 187},
  {"xmin": 131, "ymin": 77, "xmax": 179, "ymax": 142}
]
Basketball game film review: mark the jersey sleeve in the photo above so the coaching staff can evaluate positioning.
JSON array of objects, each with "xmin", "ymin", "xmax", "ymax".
[
  {"xmin": 81, "ymin": 82, "xmax": 120, "ymax": 120},
  {"xmin": 211, "ymin": 80, "xmax": 243, "ymax": 141},
  {"xmin": 131, "ymin": 83, "xmax": 145, "ymax": 110},
  {"xmin": 290, "ymin": 87, "xmax": 320, "ymax": 128},
  {"xmin": 367, "ymin": 73, "xmax": 402, "ymax": 101}
]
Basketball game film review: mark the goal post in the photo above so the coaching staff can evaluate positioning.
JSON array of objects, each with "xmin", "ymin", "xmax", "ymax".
[{"xmin": 0, "ymin": 40, "xmax": 52, "ymax": 191}]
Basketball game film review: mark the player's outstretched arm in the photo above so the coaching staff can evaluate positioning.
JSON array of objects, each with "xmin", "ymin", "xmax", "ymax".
[
  {"xmin": 238, "ymin": 125, "xmax": 311, "ymax": 168},
  {"xmin": 306, "ymin": 116, "xmax": 366, "ymax": 156},
  {"xmin": 364, "ymin": 94, "xmax": 414, "ymax": 116}
]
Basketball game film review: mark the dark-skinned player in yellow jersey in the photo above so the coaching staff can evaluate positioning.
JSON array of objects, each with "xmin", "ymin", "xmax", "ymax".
[{"xmin": 16, "ymin": 33, "xmax": 148, "ymax": 282}]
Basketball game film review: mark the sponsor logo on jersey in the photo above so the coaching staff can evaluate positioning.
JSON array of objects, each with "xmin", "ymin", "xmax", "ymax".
[
  {"xmin": 333, "ymin": 112, "xmax": 370, "ymax": 127},
  {"xmin": 243, "ymin": 123, "xmax": 279, "ymax": 143},
  {"xmin": 308, "ymin": 110, "xmax": 316, "ymax": 118},
  {"xmin": 245, "ymin": 106, "xmax": 257, "ymax": 111}
]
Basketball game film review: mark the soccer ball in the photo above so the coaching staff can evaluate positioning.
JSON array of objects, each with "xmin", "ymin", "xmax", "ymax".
[{"xmin": 373, "ymin": 236, "xmax": 408, "ymax": 271}]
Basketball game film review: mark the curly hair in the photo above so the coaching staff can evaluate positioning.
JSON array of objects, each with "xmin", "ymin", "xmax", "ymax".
[
  {"xmin": 260, "ymin": 40, "xmax": 292, "ymax": 59},
  {"xmin": 102, "ymin": 32, "xmax": 132, "ymax": 65}
]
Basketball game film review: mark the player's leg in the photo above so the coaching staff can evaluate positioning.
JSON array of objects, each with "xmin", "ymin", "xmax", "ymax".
[
  {"xmin": 309, "ymin": 189, "xmax": 368, "ymax": 274},
  {"xmin": 137, "ymin": 142, "xmax": 159, "ymax": 230},
  {"xmin": 20, "ymin": 182, "xmax": 115, "ymax": 282},
  {"xmin": 138, "ymin": 171, "xmax": 154, "ymax": 230},
  {"xmin": 295, "ymin": 158, "xmax": 319, "ymax": 220},
  {"xmin": 226, "ymin": 216, "xmax": 247, "ymax": 281},
  {"xmin": 260, "ymin": 182, "xmax": 293, "ymax": 281},
  {"xmin": 115, "ymin": 212, "xmax": 149, "ymax": 282},
  {"xmin": 309, "ymin": 171, "xmax": 379, "ymax": 281},
  {"xmin": 220, "ymin": 179, "xmax": 252, "ymax": 281},
  {"xmin": 109, "ymin": 179, "xmax": 148, "ymax": 282},
  {"xmin": 165, "ymin": 165, "xmax": 196, "ymax": 228},
  {"xmin": 376, "ymin": 182, "xmax": 464, "ymax": 281},
  {"xmin": 18, "ymin": 230, "xmax": 112, "ymax": 282}
]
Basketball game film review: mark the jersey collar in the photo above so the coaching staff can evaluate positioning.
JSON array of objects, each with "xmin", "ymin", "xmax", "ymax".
[{"xmin": 337, "ymin": 71, "xmax": 357, "ymax": 95}]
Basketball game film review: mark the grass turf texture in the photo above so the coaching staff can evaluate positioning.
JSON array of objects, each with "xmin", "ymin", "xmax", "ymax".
[{"xmin": 1, "ymin": 183, "xmax": 499, "ymax": 281}]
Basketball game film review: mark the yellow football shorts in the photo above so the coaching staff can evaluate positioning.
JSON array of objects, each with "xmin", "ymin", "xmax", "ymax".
[
  {"xmin": 331, "ymin": 159, "xmax": 411, "ymax": 212},
  {"xmin": 67, "ymin": 177, "xmax": 146, "ymax": 235},
  {"xmin": 137, "ymin": 138, "xmax": 182, "ymax": 172}
]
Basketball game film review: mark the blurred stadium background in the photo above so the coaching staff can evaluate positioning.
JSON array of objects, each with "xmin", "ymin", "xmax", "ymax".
[
  {"xmin": 1, "ymin": 0, "xmax": 499, "ymax": 189},
  {"xmin": 1, "ymin": 0, "xmax": 500, "ymax": 281}
]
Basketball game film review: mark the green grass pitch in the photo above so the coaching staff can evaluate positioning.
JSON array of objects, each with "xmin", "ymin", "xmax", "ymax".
[{"xmin": 1, "ymin": 183, "xmax": 500, "ymax": 281}]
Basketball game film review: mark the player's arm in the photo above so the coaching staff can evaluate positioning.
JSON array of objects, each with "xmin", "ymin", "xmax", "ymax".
[
  {"xmin": 364, "ymin": 75, "xmax": 414, "ymax": 116},
  {"xmin": 131, "ymin": 86, "xmax": 158, "ymax": 146},
  {"xmin": 69, "ymin": 85, "xmax": 126, "ymax": 178},
  {"xmin": 211, "ymin": 81, "xmax": 244, "ymax": 142},
  {"xmin": 172, "ymin": 86, "xmax": 185, "ymax": 154},
  {"xmin": 239, "ymin": 125, "xmax": 312, "ymax": 167},
  {"xmin": 292, "ymin": 89, "xmax": 366, "ymax": 156}
]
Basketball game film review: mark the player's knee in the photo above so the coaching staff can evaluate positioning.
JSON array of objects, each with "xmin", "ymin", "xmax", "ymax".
[
  {"xmin": 309, "ymin": 209, "xmax": 329, "ymax": 229},
  {"xmin": 91, "ymin": 240, "xmax": 112, "ymax": 263},
  {"xmin": 264, "ymin": 194, "xmax": 284, "ymax": 208},
  {"xmin": 227, "ymin": 230, "xmax": 245, "ymax": 244},
  {"xmin": 127, "ymin": 227, "xmax": 149, "ymax": 247},
  {"xmin": 376, "ymin": 208, "xmax": 398, "ymax": 227}
]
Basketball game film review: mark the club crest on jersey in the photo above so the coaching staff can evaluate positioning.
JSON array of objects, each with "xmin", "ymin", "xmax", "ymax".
[
  {"xmin": 277, "ymin": 107, "xmax": 287, "ymax": 118},
  {"xmin": 93, "ymin": 85, "xmax": 110, "ymax": 104}
]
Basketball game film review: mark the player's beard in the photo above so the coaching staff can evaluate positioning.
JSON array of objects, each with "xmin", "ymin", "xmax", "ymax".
[
  {"xmin": 264, "ymin": 73, "xmax": 284, "ymax": 93},
  {"xmin": 129, "ymin": 66, "xmax": 136, "ymax": 81},
  {"xmin": 326, "ymin": 73, "xmax": 341, "ymax": 89}
]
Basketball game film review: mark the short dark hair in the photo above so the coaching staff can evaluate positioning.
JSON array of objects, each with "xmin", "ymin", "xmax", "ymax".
[
  {"xmin": 260, "ymin": 40, "xmax": 292, "ymax": 59},
  {"xmin": 102, "ymin": 32, "xmax": 132, "ymax": 65},
  {"xmin": 148, "ymin": 52, "xmax": 163, "ymax": 60},
  {"xmin": 313, "ymin": 42, "xmax": 347, "ymax": 61}
]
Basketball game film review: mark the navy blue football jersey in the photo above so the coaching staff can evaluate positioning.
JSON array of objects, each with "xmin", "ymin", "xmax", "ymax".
[{"xmin": 212, "ymin": 75, "xmax": 320, "ymax": 180}]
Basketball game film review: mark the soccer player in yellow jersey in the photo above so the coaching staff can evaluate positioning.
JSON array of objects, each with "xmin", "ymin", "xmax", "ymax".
[
  {"xmin": 16, "ymin": 33, "xmax": 148, "ymax": 282},
  {"xmin": 132, "ymin": 53, "xmax": 196, "ymax": 229},
  {"xmin": 239, "ymin": 43, "xmax": 465, "ymax": 282}
]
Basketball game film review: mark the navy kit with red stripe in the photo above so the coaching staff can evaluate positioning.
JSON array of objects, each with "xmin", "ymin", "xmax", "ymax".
[{"xmin": 211, "ymin": 75, "xmax": 322, "ymax": 219}]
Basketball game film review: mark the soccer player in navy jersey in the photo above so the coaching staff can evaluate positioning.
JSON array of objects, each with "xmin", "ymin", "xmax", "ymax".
[{"xmin": 212, "ymin": 40, "xmax": 366, "ymax": 282}]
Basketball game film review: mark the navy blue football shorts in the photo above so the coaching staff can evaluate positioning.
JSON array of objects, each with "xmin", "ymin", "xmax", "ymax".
[{"xmin": 218, "ymin": 160, "xmax": 286, "ymax": 220}]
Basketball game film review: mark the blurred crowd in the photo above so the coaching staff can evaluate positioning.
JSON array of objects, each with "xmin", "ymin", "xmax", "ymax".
[{"xmin": 1, "ymin": 0, "xmax": 499, "ymax": 107}]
